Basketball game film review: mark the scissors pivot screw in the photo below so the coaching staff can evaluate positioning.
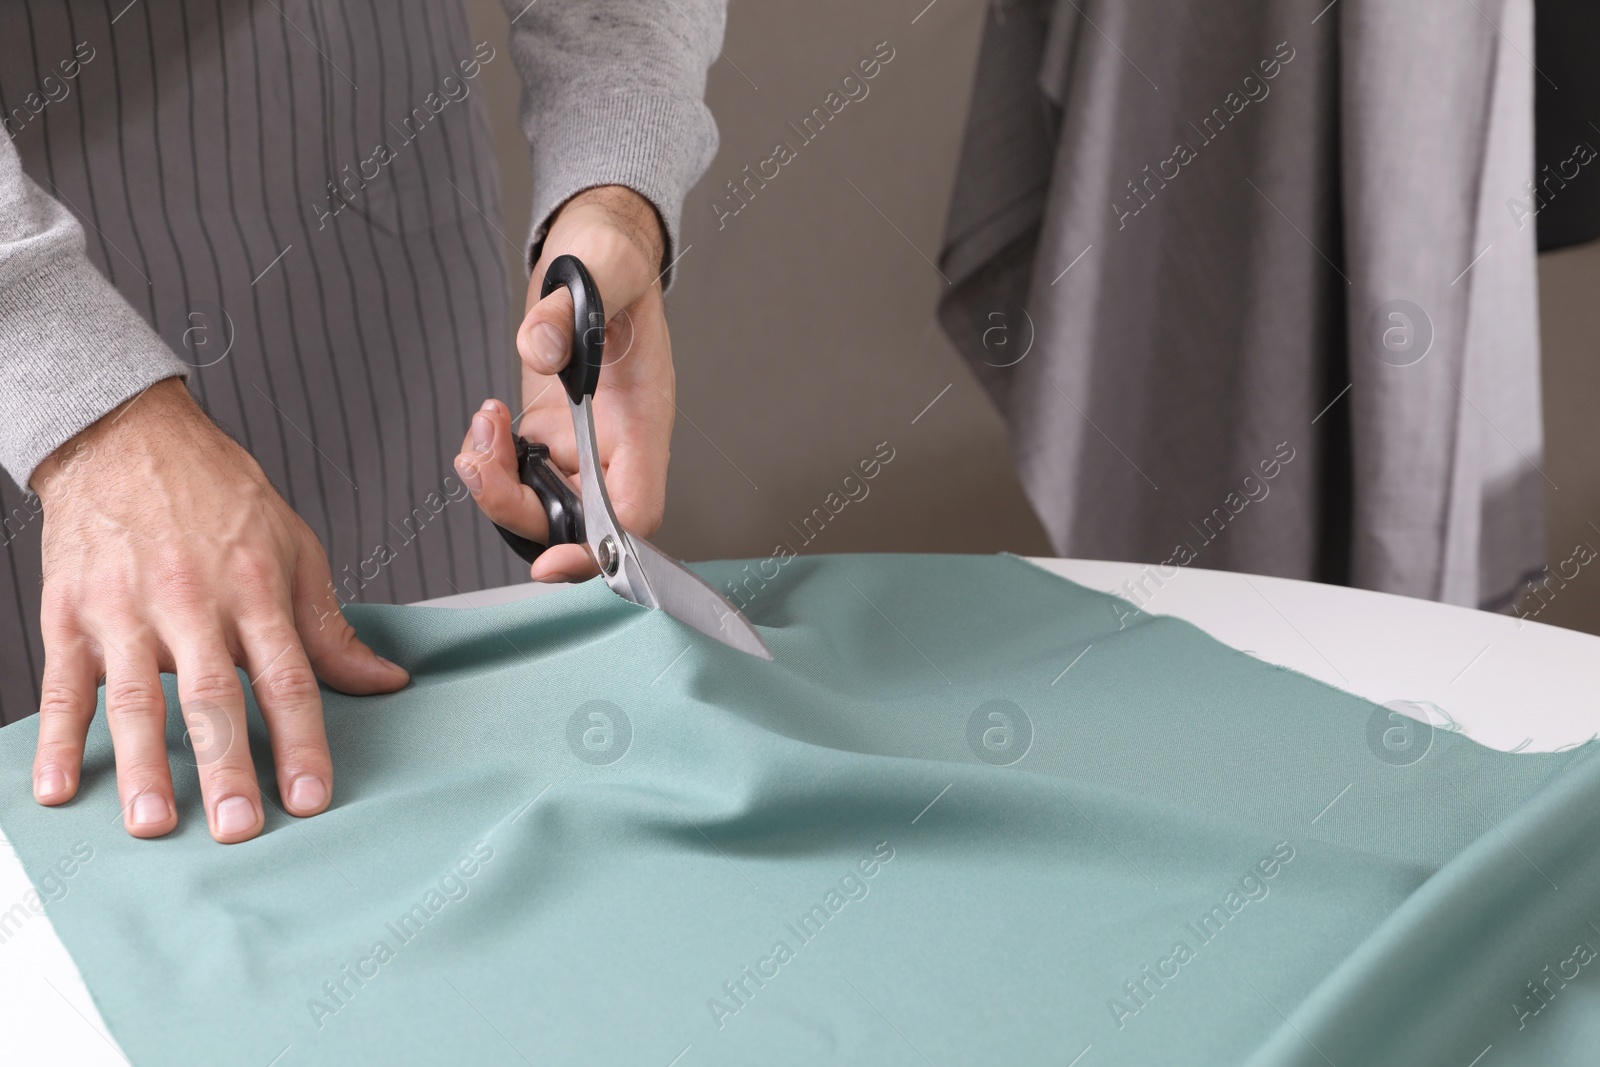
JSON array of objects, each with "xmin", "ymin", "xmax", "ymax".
[{"xmin": 597, "ymin": 534, "xmax": 620, "ymax": 578}]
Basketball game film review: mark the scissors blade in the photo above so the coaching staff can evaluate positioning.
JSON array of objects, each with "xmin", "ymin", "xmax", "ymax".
[
  {"xmin": 625, "ymin": 534, "xmax": 774, "ymax": 660},
  {"xmin": 568, "ymin": 394, "xmax": 772, "ymax": 660}
]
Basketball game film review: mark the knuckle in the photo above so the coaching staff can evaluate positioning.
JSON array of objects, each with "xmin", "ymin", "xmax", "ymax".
[
  {"xmin": 300, "ymin": 600, "xmax": 350, "ymax": 645},
  {"xmin": 260, "ymin": 661, "xmax": 321, "ymax": 706},
  {"xmin": 118, "ymin": 764, "xmax": 172, "ymax": 795},
  {"xmin": 105, "ymin": 677, "xmax": 167, "ymax": 719},
  {"xmin": 286, "ymin": 512, "xmax": 321, "ymax": 551},
  {"xmin": 323, "ymin": 622, "xmax": 359, "ymax": 659},
  {"xmin": 39, "ymin": 590, "xmax": 82, "ymax": 634},
  {"xmin": 533, "ymin": 302, "xmax": 574, "ymax": 334},
  {"xmin": 232, "ymin": 552, "xmax": 284, "ymax": 600},
  {"xmin": 37, "ymin": 682, "xmax": 87, "ymax": 719},
  {"xmin": 613, "ymin": 494, "xmax": 666, "ymax": 539},
  {"xmin": 455, "ymin": 451, "xmax": 490, "ymax": 486},
  {"xmin": 479, "ymin": 479, "xmax": 525, "ymax": 520},
  {"xmin": 274, "ymin": 739, "xmax": 330, "ymax": 775},
  {"xmin": 35, "ymin": 739, "xmax": 80, "ymax": 767},
  {"xmin": 639, "ymin": 498, "xmax": 667, "ymax": 534},
  {"xmin": 152, "ymin": 550, "xmax": 207, "ymax": 599},
  {"xmin": 197, "ymin": 755, "xmax": 258, "ymax": 785},
  {"xmin": 312, "ymin": 607, "xmax": 354, "ymax": 644},
  {"xmin": 182, "ymin": 670, "xmax": 243, "ymax": 706}
]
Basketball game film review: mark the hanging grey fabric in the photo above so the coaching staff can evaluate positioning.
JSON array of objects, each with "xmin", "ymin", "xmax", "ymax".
[{"xmin": 939, "ymin": 0, "xmax": 1545, "ymax": 610}]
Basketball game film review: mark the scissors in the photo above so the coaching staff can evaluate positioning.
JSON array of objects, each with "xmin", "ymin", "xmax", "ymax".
[{"xmin": 490, "ymin": 254, "xmax": 773, "ymax": 661}]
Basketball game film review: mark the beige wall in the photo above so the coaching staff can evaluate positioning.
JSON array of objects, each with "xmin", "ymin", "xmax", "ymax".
[
  {"xmin": 1534, "ymin": 242, "xmax": 1600, "ymax": 635},
  {"xmin": 467, "ymin": 0, "xmax": 1600, "ymax": 635}
]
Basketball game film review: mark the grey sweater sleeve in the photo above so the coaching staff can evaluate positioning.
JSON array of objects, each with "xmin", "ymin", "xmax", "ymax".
[
  {"xmin": 500, "ymin": 0, "xmax": 726, "ymax": 286},
  {"xmin": 0, "ymin": 137, "xmax": 187, "ymax": 489}
]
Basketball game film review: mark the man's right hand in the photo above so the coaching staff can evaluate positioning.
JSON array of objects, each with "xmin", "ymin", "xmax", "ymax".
[{"xmin": 29, "ymin": 378, "xmax": 409, "ymax": 843}]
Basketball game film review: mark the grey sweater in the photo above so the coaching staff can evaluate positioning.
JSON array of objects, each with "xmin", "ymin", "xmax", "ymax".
[{"xmin": 0, "ymin": 0, "xmax": 724, "ymax": 488}]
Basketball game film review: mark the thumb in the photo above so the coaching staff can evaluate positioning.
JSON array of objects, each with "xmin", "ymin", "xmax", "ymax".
[
  {"xmin": 291, "ymin": 539, "xmax": 410, "ymax": 695},
  {"xmin": 519, "ymin": 284, "xmax": 575, "ymax": 377}
]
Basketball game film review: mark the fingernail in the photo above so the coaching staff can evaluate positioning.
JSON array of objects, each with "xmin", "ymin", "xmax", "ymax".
[
  {"xmin": 35, "ymin": 767, "xmax": 65, "ymax": 799},
  {"xmin": 288, "ymin": 775, "xmax": 327, "ymax": 812},
  {"xmin": 454, "ymin": 454, "xmax": 482, "ymax": 494},
  {"xmin": 479, "ymin": 398, "xmax": 498, "ymax": 414},
  {"xmin": 470, "ymin": 413, "xmax": 493, "ymax": 454},
  {"xmin": 376, "ymin": 655, "xmax": 409, "ymax": 681},
  {"xmin": 542, "ymin": 571, "xmax": 576, "ymax": 584},
  {"xmin": 131, "ymin": 793, "xmax": 169, "ymax": 827},
  {"xmin": 529, "ymin": 322, "xmax": 565, "ymax": 373},
  {"xmin": 216, "ymin": 796, "xmax": 256, "ymax": 836}
]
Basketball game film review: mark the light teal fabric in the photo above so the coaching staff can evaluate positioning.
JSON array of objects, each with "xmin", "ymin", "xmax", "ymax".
[{"xmin": 2, "ymin": 554, "xmax": 1598, "ymax": 1065}]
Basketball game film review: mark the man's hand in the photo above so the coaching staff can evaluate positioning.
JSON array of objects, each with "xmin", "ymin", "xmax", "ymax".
[
  {"xmin": 31, "ymin": 378, "xmax": 409, "ymax": 842},
  {"xmin": 455, "ymin": 185, "xmax": 676, "ymax": 583}
]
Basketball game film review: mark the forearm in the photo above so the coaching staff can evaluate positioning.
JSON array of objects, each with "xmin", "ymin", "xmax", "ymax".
[
  {"xmin": 0, "ymin": 137, "xmax": 187, "ymax": 490},
  {"xmin": 500, "ymin": 0, "xmax": 727, "ymax": 286}
]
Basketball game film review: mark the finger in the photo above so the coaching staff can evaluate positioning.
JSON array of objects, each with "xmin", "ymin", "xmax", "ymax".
[
  {"xmin": 171, "ymin": 640, "xmax": 262, "ymax": 843},
  {"xmin": 529, "ymin": 399, "xmax": 665, "ymax": 585},
  {"xmin": 292, "ymin": 536, "xmax": 410, "ymax": 695},
  {"xmin": 520, "ymin": 230, "xmax": 650, "ymax": 383},
  {"xmin": 516, "ymin": 371, "xmax": 579, "ymax": 474},
  {"xmin": 530, "ymin": 543, "xmax": 596, "ymax": 584},
  {"xmin": 585, "ymin": 290, "xmax": 674, "ymax": 540},
  {"xmin": 102, "ymin": 640, "xmax": 178, "ymax": 839},
  {"xmin": 519, "ymin": 284, "xmax": 574, "ymax": 377},
  {"xmin": 455, "ymin": 399, "xmax": 552, "ymax": 545},
  {"xmin": 591, "ymin": 385, "xmax": 672, "ymax": 541},
  {"xmin": 459, "ymin": 399, "xmax": 518, "ymax": 478},
  {"xmin": 33, "ymin": 624, "xmax": 100, "ymax": 805},
  {"xmin": 466, "ymin": 396, "xmax": 596, "ymax": 584},
  {"xmin": 242, "ymin": 625, "xmax": 333, "ymax": 818},
  {"xmin": 597, "ymin": 304, "xmax": 641, "ymax": 372},
  {"xmin": 595, "ymin": 440, "xmax": 670, "ymax": 540},
  {"xmin": 516, "ymin": 308, "xmax": 645, "ymax": 470}
]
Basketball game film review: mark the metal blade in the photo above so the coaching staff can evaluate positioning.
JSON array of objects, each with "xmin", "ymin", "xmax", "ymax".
[
  {"xmin": 570, "ymin": 396, "xmax": 660, "ymax": 609},
  {"xmin": 569, "ymin": 394, "xmax": 771, "ymax": 660},
  {"xmin": 625, "ymin": 534, "xmax": 774, "ymax": 660}
]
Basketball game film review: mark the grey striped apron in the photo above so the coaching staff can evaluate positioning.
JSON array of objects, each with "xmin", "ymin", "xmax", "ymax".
[{"xmin": 0, "ymin": 0, "xmax": 518, "ymax": 723}]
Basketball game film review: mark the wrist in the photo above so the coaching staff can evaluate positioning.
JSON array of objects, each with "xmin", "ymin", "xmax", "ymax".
[
  {"xmin": 549, "ymin": 185, "xmax": 666, "ymax": 278},
  {"xmin": 32, "ymin": 378, "xmax": 212, "ymax": 504}
]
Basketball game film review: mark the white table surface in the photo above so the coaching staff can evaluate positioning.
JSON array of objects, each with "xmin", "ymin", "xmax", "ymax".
[{"xmin": 5, "ymin": 557, "xmax": 1599, "ymax": 1064}]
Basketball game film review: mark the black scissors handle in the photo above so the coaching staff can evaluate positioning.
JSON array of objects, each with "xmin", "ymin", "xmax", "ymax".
[
  {"xmin": 491, "ymin": 254, "xmax": 605, "ymax": 564},
  {"xmin": 544, "ymin": 254, "xmax": 606, "ymax": 404},
  {"xmin": 493, "ymin": 439, "xmax": 583, "ymax": 563}
]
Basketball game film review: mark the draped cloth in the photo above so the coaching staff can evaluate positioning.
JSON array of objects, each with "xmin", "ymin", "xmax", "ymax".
[
  {"xmin": 938, "ymin": 0, "xmax": 1545, "ymax": 609},
  {"xmin": 1, "ymin": 554, "xmax": 1597, "ymax": 1064}
]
